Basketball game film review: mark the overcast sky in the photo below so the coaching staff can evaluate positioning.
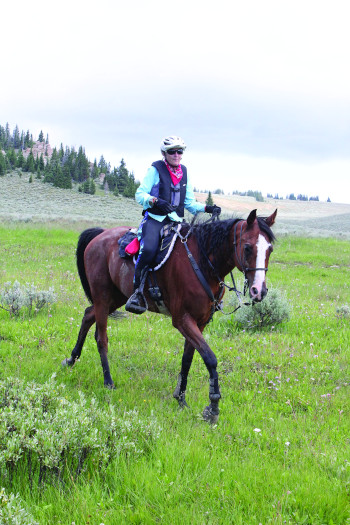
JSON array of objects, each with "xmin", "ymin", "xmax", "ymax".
[{"xmin": 2, "ymin": 0, "xmax": 350, "ymax": 203}]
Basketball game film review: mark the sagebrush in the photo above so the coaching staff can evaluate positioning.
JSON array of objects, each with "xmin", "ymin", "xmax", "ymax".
[
  {"xmin": 0, "ymin": 281, "xmax": 56, "ymax": 316},
  {"xmin": 0, "ymin": 376, "xmax": 162, "ymax": 488}
]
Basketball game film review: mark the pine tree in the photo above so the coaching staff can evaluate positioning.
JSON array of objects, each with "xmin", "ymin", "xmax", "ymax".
[
  {"xmin": 91, "ymin": 159, "xmax": 100, "ymax": 179},
  {"xmin": 39, "ymin": 153, "xmax": 45, "ymax": 171},
  {"xmin": 5, "ymin": 123, "xmax": 11, "ymax": 146},
  {"xmin": 17, "ymin": 149, "xmax": 25, "ymax": 169},
  {"xmin": 26, "ymin": 151, "xmax": 35, "ymax": 173},
  {"xmin": 0, "ymin": 150, "xmax": 6, "ymax": 176},
  {"xmin": 13, "ymin": 125, "xmax": 20, "ymax": 148},
  {"xmin": 74, "ymin": 146, "xmax": 90, "ymax": 182},
  {"xmin": 98, "ymin": 155, "xmax": 108, "ymax": 173},
  {"xmin": 80, "ymin": 177, "xmax": 95, "ymax": 194},
  {"xmin": 38, "ymin": 130, "xmax": 44, "ymax": 142},
  {"xmin": 34, "ymin": 154, "xmax": 40, "ymax": 172},
  {"xmin": 6, "ymin": 149, "xmax": 17, "ymax": 169},
  {"xmin": 206, "ymin": 191, "xmax": 214, "ymax": 206},
  {"xmin": 24, "ymin": 130, "xmax": 31, "ymax": 148},
  {"xmin": 89, "ymin": 178, "xmax": 96, "ymax": 194},
  {"xmin": 116, "ymin": 158, "xmax": 129, "ymax": 193},
  {"xmin": 123, "ymin": 178, "xmax": 135, "ymax": 198}
]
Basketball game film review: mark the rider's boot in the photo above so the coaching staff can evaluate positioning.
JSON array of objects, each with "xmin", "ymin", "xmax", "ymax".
[{"xmin": 125, "ymin": 265, "xmax": 149, "ymax": 314}]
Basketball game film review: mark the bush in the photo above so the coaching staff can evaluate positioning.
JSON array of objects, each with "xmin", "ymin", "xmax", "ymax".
[
  {"xmin": 0, "ymin": 281, "xmax": 56, "ymax": 316},
  {"xmin": 0, "ymin": 488, "xmax": 38, "ymax": 525},
  {"xmin": 336, "ymin": 303, "xmax": 350, "ymax": 319},
  {"xmin": 234, "ymin": 288, "xmax": 291, "ymax": 330},
  {"xmin": 0, "ymin": 377, "xmax": 162, "ymax": 488}
]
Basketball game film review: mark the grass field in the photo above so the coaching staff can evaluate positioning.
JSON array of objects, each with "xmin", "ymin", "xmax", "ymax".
[{"xmin": 0, "ymin": 173, "xmax": 350, "ymax": 524}]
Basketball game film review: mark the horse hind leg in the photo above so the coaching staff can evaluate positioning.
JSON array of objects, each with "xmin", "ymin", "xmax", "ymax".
[
  {"xmin": 173, "ymin": 340, "xmax": 195, "ymax": 408},
  {"xmin": 94, "ymin": 302, "xmax": 115, "ymax": 388},
  {"xmin": 62, "ymin": 305, "xmax": 95, "ymax": 367}
]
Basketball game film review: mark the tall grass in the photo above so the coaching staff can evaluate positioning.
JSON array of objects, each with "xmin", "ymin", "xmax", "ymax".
[{"xmin": 0, "ymin": 220, "xmax": 349, "ymax": 524}]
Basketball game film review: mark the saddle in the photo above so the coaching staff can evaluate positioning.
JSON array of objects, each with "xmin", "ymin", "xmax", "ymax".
[
  {"xmin": 118, "ymin": 222, "xmax": 183, "ymax": 313},
  {"xmin": 118, "ymin": 222, "xmax": 182, "ymax": 270}
]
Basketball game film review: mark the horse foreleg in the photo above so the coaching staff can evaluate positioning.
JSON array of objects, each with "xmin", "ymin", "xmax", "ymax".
[
  {"xmin": 173, "ymin": 340, "xmax": 195, "ymax": 408},
  {"xmin": 94, "ymin": 304, "xmax": 115, "ymax": 388},
  {"xmin": 62, "ymin": 305, "xmax": 95, "ymax": 367},
  {"xmin": 177, "ymin": 314, "xmax": 221, "ymax": 424}
]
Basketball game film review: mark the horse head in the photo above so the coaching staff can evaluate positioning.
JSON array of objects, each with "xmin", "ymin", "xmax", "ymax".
[{"xmin": 233, "ymin": 209, "xmax": 277, "ymax": 303}]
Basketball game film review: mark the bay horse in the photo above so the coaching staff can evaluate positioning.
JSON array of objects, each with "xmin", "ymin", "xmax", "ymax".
[{"xmin": 62, "ymin": 209, "xmax": 277, "ymax": 423}]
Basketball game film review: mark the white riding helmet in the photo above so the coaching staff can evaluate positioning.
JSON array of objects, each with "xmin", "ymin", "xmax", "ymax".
[{"xmin": 160, "ymin": 135, "xmax": 187, "ymax": 154}]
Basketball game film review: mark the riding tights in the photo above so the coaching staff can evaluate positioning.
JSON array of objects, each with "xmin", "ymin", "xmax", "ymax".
[{"xmin": 134, "ymin": 215, "xmax": 170, "ymax": 289}]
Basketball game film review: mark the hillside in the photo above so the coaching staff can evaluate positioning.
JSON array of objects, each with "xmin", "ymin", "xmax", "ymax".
[{"xmin": 1, "ymin": 171, "xmax": 350, "ymax": 238}]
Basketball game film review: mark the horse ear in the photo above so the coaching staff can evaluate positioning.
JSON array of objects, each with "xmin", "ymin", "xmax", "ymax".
[
  {"xmin": 265, "ymin": 209, "xmax": 277, "ymax": 227},
  {"xmin": 246, "ymin": 209, "xmax": 257, "ymax": 227}
]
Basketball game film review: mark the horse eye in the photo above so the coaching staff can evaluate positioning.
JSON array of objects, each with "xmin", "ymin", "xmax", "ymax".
[{"xmin": 244, "ymin": 244, "xmax": 253, "ymax": 255}]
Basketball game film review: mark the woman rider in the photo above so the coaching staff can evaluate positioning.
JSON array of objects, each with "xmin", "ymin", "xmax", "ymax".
[{"xmin": 125, "ymin": 135, "xmax": 221, "ymax": 314}]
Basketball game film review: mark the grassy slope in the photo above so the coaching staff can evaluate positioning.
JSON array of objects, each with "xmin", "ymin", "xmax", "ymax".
[
  {"xmin": 1, "ymin": 171, "xmax": 350, "ymax": 237},
  {"xmin": 0, "ymin": 173, "xmax": 350, "ymax": 524}
]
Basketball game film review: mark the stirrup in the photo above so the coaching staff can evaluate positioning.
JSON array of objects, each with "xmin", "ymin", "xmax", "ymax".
[{"xmin": 125, "ymin": 290, "xmax": 146, "ymax": 314}]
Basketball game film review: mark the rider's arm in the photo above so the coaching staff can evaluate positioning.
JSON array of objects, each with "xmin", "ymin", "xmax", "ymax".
[
  {"xmin": 184, "ymin": 179, "xmax": 206, "ymax": 215},
  {"xmin": 135, "ymin": 166, "xmax": 160, "ymax": 210}
]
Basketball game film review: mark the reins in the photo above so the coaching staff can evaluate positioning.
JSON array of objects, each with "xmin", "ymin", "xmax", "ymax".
[{"xmin": 177, "ymin": 212, "xmax": 256, "ymax": 319}]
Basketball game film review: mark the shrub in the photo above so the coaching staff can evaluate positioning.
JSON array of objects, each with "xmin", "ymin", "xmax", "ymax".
[
  {"xmin": 336, "ymin": 303, "xmax": 350, "ymax": 319},
  {"xmin": 0, "ymin": 281, "xmax": 56, "ymax": 316},
  {"xmin": 234, "ymin": 288, "xmax": 291, "ymax": 330},
  {"xmin": 0, "ymin": 488, "xmax": 38, "ymax": 525},
  {"xmin": 0, "ymin": 376, "xmax": 162, "ymax": 488}
]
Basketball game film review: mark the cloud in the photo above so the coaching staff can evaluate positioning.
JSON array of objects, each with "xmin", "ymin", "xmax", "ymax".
[{"xmin": 1, "ymin": 0, "xmax": 350, "ymax": 203}]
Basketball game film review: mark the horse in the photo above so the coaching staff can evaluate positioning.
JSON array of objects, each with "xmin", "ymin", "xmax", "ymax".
[{"xmin": 62, "ymin": 209, "xmax": 277, "ymax": 423}]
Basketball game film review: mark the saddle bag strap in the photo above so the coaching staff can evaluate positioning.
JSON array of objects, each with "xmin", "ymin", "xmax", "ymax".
[{"xmin": 183, "ymin": 241, "xmax": 214, "ymax": 302}]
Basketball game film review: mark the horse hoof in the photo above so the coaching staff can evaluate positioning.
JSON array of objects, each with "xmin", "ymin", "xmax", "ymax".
[
  {"xmin": 61, "ymin": 358, "xmax": 72, "ymax": 368},
  {"xmin": 202, "ymin": 405, "xmax": 219, "ymax": 425},
  {"xmin": 177, "ymin": 397, "xmax": 189, "ymax": 409},
  {"xmin": 173, "ymin": 391, "xmax": 189, "ymax": 409},
  {"xmin": 104, "ymin": 382, "xmax": 115, "ymax": 389}
]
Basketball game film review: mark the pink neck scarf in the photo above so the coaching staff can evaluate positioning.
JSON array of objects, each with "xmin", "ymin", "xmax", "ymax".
[{"xmin": 164, "ymin": 159, "xmax": 183, "ymax": 186}]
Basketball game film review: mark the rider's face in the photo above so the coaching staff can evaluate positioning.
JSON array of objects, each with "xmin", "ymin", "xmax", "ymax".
[{"xmin": 165, "ymin": 150, "xmax": 183, "ymax": 167}]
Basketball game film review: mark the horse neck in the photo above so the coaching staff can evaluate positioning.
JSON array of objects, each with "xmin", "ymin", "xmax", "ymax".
[{"xmin": 205, "ymin": 230, "xmax": 237, "ymax": 280}]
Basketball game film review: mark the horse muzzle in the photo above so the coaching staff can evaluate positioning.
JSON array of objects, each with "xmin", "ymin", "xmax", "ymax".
[{"xmin": 249, "ymin": 282, "xmax": 268, "ymax": 303}]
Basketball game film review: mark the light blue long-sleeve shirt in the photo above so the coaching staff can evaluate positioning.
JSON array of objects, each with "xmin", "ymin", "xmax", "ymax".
[{"xmin": 135, "ymin": 164, "xmax": 205, "ymax": 222}]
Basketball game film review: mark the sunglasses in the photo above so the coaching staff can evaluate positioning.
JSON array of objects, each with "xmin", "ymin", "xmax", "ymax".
[{"xmin": 167, "ymin": 149, "xmax": 184, "ymax": 155}]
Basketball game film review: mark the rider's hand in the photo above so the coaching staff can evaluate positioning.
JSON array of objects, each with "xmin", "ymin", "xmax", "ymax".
[
  {"xmin": 205, "ymin": 205, "xmax": 221, "ymax": 215},
  {"xmin": 153, "ymin": 198, "xmax": 174, "ymax": 215}
]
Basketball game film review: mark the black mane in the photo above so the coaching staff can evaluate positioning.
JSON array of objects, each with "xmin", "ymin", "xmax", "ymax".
[
  {"xmin": 190, "ymin": 216, "xmax": 276, "ymax": 277},
  {"xmin": 256, "ymin": 216, "xmax": 276, "ymax": 243}
]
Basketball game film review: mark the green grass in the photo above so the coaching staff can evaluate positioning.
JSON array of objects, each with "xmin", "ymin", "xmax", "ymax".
[{"xmin": 0, "ymin": 222, "xmax": 350, "ymax": 524}]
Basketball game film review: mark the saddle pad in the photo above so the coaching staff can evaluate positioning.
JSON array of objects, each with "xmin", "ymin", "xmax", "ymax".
[
  {"xmin": 118, "ymin": 229, "xmax": 138, "ymax": 258},
  {"xmin": 118, "ymin": 223, "xmax": 182, "ymax": 270}
]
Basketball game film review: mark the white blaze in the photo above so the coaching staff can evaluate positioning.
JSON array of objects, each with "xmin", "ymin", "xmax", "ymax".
[{"xmin": 252, "ymin": 234, "xmax": 271, "ymax": 290}]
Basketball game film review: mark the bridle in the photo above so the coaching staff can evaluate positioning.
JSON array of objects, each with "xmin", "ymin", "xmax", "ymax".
[
  {"xmin": 211, "ymin": 218, "xmax": 270, "ymax": 312},
  {"xmin": 233, "ymin": 219, "xmax": 269, "ymax": 293},
  {"xmin": 178, "ymin": 214, "xmax": 270, "ymax": 318}
]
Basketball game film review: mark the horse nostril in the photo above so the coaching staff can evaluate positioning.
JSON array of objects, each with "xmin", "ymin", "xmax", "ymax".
[{"xmin": 251, "ymin": 287, "xmax": 259, "ymax": 297}]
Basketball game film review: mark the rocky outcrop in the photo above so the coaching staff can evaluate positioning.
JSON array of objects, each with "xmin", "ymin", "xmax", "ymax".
[{"xmin": 23, "ymin": 141, "xmax": 53, "ymax": 160}]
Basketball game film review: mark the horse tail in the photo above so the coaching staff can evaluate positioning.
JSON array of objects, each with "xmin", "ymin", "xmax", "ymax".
[{"xmin": 76, "ymin": 227, "xmax": 104, "ymax": 303}]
